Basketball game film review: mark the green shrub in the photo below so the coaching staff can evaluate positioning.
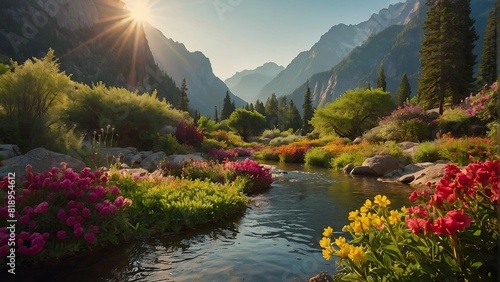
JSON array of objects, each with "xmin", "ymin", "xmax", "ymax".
[
  {"xmin": 157, "ymin": 134, "xmax": 188, "ymax": 155},
  {"xmin": 413, "ymin": 142, "xmax": 441, "ymax": 163},
  {"xmin": 305, "ymin": 148, "xmax": 333, "ymax": 168},
  {"xmin": 436, "ymin": 136, "xmax": 498, "ymax": 165},
  {"xmin": 269, "ymin": 135, "xmax": 303, "ymax": 146},
  {"xmin": 437, "ymin": 108, "xmax": 478, "ymax": 137},
  {"xmin": 331, "ymin": 152, "xmax": 365, "ymax": 170},
  {"xmin": 253, "ymin": 148, "xmax": 280, "ymax": 162}
]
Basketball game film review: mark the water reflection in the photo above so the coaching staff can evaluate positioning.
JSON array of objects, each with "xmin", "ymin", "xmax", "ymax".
[{"xmin": 11, "ymin": 162, "xmax": 414, "ymax": 282}]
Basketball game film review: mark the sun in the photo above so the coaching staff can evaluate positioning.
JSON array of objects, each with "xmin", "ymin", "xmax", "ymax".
[{"xmin": 126, "ymin": 2, "xmax": 153, "ymax": 24}]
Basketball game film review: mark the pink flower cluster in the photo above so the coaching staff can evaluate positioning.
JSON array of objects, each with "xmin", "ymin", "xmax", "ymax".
[
  {"xmin": 175, "ymin": 121, "xmax": 204, "ymax": 147},
  {"xmin": 0, "ymin": 165, "xmax": 132, "ymax": 257},
  {"xmin": 406, "ymin": 160, "xmax": 498, "ymax": 236},
  {"xmin": 224, "ymin": 158, "xmax": 273, "ymax": 191},
  {"xmin": 205, "ymin": 148, "xmax": 239, "ymax": 162},
  {"xmin": 463, "ymin": 82, "xmax": 498, "ymax": 121}
]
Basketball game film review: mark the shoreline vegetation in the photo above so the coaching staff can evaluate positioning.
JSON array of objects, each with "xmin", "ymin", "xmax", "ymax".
[{"xmin": 0, "ymin": 50, "xmax": 498, "ymax": 278}]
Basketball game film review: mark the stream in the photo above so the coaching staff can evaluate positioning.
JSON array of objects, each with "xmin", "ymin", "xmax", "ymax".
[{"xmin": 14, "ymin": 162, "xmax": 413, "ymax": 282}]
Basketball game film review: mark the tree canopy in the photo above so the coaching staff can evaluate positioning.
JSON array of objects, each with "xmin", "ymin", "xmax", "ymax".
[
  {"xmin": 227, "ymin": 109, "xmax": 266, "ymax": 141},
  {"xmin": 396, "ymin": 73, "xmax": 412, "ymax": 106},
  {"xmin": 311, "ymin": 88, "xmax": 395, "ymax": 140}
]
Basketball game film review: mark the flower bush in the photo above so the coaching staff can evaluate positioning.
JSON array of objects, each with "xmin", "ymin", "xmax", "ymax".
[
  {"xmin": 204, "ymin": 148, "xmax": 239, "ymax": 162},
  {"xmin": 175, "ymin": 121, "xmax": 204, "ymax": 148},
  {"xmin": 0, "ymin": 164, "xmax": 132, "ymax": 264},
  {"xmin": 320, "ymin": 160, "xmax": 499, "ymax": 281},
  {"xmin": 274, "ymin": 143, "xmax": 311, "ymax": 163}
]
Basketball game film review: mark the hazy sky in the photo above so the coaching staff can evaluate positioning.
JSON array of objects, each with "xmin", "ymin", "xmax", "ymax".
[{"xmin": 122, "ymin": 0, "xmax": 404, "ymax": 80}]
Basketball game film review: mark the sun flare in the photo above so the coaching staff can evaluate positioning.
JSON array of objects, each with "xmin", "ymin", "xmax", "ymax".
[{"xmin": 127, "ymin": 2, "xmax": 153, "ymax": 24}]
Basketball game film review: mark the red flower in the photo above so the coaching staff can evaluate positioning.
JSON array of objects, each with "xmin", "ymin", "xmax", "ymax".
[
  {"xmin": 431, "ymin": 210, "xmax": 472, "ymax": 235},
  {"xmin": 409, "ymin": 191, "xmax": 418, "ymax": 202},
  {"xmin": 406, "ymin": 217, "xmax": 432, "ymax": 235}
]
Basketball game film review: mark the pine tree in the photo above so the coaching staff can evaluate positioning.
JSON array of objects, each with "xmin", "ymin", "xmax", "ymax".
[
  {"xmin": 377, "ymin": 64, "xmax": 387, "ymax": 91},
  {"xmin": 277, "ymin": 96, "xmax": 288, "ymax": 130},
  {"xmin": 214, "ymin": 106, "xmax": 219, "ymax": 123},
  {"xmin": 254, "ymin": 99, "xmax": 265, "ymax": 116},
  {"xmin": 418, "ymin": 0, "xmax": 478, "ymax": 114},
  {"xmin": 249, "ymin": 103, "xmax": 255, "ymax": 112},
  {"xmin": 478, "ymin": 3, "xmax": 498, "ymax": 86},
  {"xmin": 265, "ymin": 93, "xmax": 279, "ymax": 128},
  {"xmin": 178, "ymin": 78, "xmax": 189, "ymax": 112},
  {"xmin": 220, "ymin": 91, "xmax": 235, "ymax": 120},
  {"xmin": 302, "ymin": 81, "xmax": 314, "ymax": 133},
  {"xmin": 287, "ymin": 99, "xmax": 303, "ymax": 132},
  {"xmin": 396, "ymin": 74, "xmax": 412, "ymax": 106}
]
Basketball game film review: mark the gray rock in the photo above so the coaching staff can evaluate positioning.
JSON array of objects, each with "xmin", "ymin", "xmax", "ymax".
[
  {"xmin": 0, "ymin": 144, "xmax": 21, "ymax": 160},
  {"xmin": 122, "ymin": 153, "xmax": 143, "ymax": 167},
  {"xmin": 141, "ymin": 151, "xmax": 168, "ymax": 171},
  {"xmin": 139, "ymin": 151, "xmax": 154, "ymax": 159},
  {"xmin": 398, "ymin": 141, "xmax": 419, "ymax": 151},
  {"xmin": 350, "ymin": 166, "xmax": 378, "ymax": 176},
  {"xmin": 398, "ymin": 174, "xmax": 415, "ymax": 184},
  {"xmin": 167, "ymin": 154, "xmax": 204, "ymax": 166},
  {"xmin": 0, "ymin": 148, "xmax": 86, "ymax": 176},
  {"xmin": 307, "ymin": 272, "xmax": 334, "ymax": 282},
  {"xmin": 362, "ymin": 155, "xmax": 402, "ymax": 176},
  {"xmin": 409, "ymin": 163, "xmax": 448, "ymax": 187},
  {"xmin": 353, "ymin": 137, "xmax": 363, "ymax": 144},
  {"xmin": 343, "ymin": 164, "xmax": 355, "ymax": 174}
]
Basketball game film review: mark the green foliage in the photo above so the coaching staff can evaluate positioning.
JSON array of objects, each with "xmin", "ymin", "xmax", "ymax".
[
  {"xmin": 435, "ymin": 136, "xmax": 498, "ymax": 165},
  {"xmin": 477, "ymin": 4, "xmax": 497, "ymax": 86},
  {"xmin": 396, "ymin": 73, "xmax": 412, "ymax": 106},
  {"xmin": 227, "ymin": 109, "xmax": 266, "ymax": 141},
  {"xmin": 220, "ymin": 91, "xmax": 235, "ymax": 120},
  {"xmin": 413, "ymin": 142, "xmax": 441, "ymax": 163},
  {"xmin": 0, "ymin": 50, "xmax": 75, "ymax": 151},
  {"xmin": 197, "ymin": 116, "xmax": 219, "ymax": 134},
  {"xmin": 63, "ymin": 83, "xmax": 188, "ymax": 150},
  {"xmin": 331, "ymin": 152, "xmax": 365, "ymax": 170},
  {"xmin": 302, "ymin": 82, "xmax": 314, "ymax": 133},
  {"xmin": 304, "ymin": 148, "xmax": 333, "ymax": 168},
  {"xmin": 437, "ymin": 108, "xmax": 478, "ymax": 137},
  {"xmin": 418, "ymin": 0, "xmax": 478, "ymax": 113},
  {"xmin": 311, "ymin": 88, "xmax": 395, "ymax": 140},
  {"xmin": 0, "ymin": 63, "xmax": 9, "ymax": 75},
  {"xmin": 268, "ymin": 134, "xmax": 303, "ymax": 146},
  {"xmin": 157, "ymin": 134, "xmax": 188, "ymax": 155},
  {"xmin": 265, "ymin": 93, "xmax": 279, "ymax": 128},
  {"xmin": 376, "ymin": 64, "xmax": 386, "ymax": 91},
  {"xmin": 177, "ymin": 78, "xmax": 189, "ymax": 112}
]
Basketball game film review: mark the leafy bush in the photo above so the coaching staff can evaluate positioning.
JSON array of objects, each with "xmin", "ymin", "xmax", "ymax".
[
  {"xmin": 269, "ymin": 134, "xmax": 304, "ymax": 146},
  {"xmin": 320, "ymin": 160, "xmax": 499, "ymax": 281},
  {"xmin": 261, "ymin": 129, "xmax": 293, "ymax": 139},
  {"xmin": 63, "ymin": 83, "xmax": 188, "ymax": 150},
  {"xmin": 413, "ymin": 142, "xmax": 441, "ymax": 163},
  {"xmin": 275, "ymin": 143, "xmax": 311, "ymax": 163},
  {"xmin": 331, "ymin": 152, "xmax": 365, "ymax": 170},
  {"xmin": 437, "ymin": 108, "xmax": 478, "ymax": 137},
  {"xmin": 209, "ymin": 130, "xmax": 245, "ymax": 147},
  {"xmin": 305, "ymin": 148, "xmax": 333, "ymax": 168},
  {"xmin": 374, "ymin": 104, "xmax": 435, "ymax": 142},
  {"xmin": 435, "ymin": 136, "xmax": 498, "ymax": 165},
  {"xmin": 175, "ymin": 121, "xmax": 204, "ymax": 148},
  {"xmin": 204, "ymin": 148, "xmax": 239, "ymax": 162},
  {"xmin": 464, "ymin": 82, "xmax": 498, "ymax": 123},
  {"xmin": 157, "ymin": 133, "xmax": 188, "ymax": 155},
  {"xmin": 0, "ymin": 165, "xmax": 132, "ymax": 264},
  {"xmin": 253, "ymin": 147, "xmax": 280, "ymax": 162}
]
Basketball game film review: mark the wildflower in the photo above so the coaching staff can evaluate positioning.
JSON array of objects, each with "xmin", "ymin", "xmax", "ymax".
[
  {"xmin": 348, "ymin": 210, "xmax": 359, "ymax": 221},
  {"xmin": 335, "ymin": 236, "xmax": 347, "ymax": 248},
  {"xmin": 319, "ymin": 237, "xmax": 331, "ymax": 249},
  {"xmin": 322, "ymin": 226, "xmax": 334, "ymax": 237},
  {"xmin": 322, "ymin": 247, "xmax": 334, "ymax": 261},
  {"xmin": 388, "ymin": 210, "xmax": 401, "ymax": 225},
  {"xmin": 84, "ymin": 233, "xmax": 96, "ymax": 244},
  {"xmin": 336, "ymin": 244, "xmax": 350, "ymax": 259},
  {"xmin": 374, "ymin": 195, "xmax": 391, "ymax": 208},
  {"xmin": 406, "ymin": 216, "xmax": 431, "ymax": 235},
  {"xmin": 348, "ymin": 246, "xmax": 366, "ymax": 264},
  {"xmin": 81, "ymin": 208, "xmax": 91, "ymax": 218},
  {"xmin": 409, "ymin": 190, "xmax": 418, "ymax": 202},
  {"xmin": 65, "ymin": 216, "xmax": 76, "ymax": 226}
]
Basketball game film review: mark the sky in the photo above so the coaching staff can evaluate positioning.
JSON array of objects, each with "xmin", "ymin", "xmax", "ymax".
[{"xmin": 122, "ymin": 0, "xmax": 404, "ymax": 80}]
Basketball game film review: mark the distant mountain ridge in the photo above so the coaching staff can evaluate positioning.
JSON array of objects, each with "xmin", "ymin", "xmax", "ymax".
[
  {"xmin": 257, "ymin": 0, "xmax": 424, "ymax": 101},
  {"xmin": 286, "ymin": 0, "xmax": 494, "ymax": 108},
  {"xmin": 143, "ymin": 24, "xmax": 246, "ymax": 116},
  {"xmin": 224, "ymin": 62, "xmax": 284, "ymax": 102}
]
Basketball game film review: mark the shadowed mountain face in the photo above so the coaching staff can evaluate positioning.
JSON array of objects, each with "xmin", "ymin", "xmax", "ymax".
[
  {"xmin": 143, "ymin": 24, "xmax": 246, "ymax": 116},
  {"xmin": 256, "ymin": 0, "xmax": 424, "ymax": 102},
  {"xmin": 224, "ymin": 62, "xmax": 284, "ymax": 102},
  {"xmin": 286, "ymin": 0, "xmax": 494, "ymax": 108}
]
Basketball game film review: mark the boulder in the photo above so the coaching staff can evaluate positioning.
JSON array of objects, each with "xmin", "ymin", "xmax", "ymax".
[
  {"xmin": 140, "ymin": 151, "xmax": 167, "ymax": 171},
  {"xmin": 353, "ymin": 137, "xmax": 363, "ymax": 144},
  {"xmin": 409, "ymin": 163, "xmax": 448, "ymax": 187},
  {"xmin": 0, "ymin": 144, "xmax": 21, "ymax": 160},
  {"xmin": 139, "ymin": 151, "xmax": 154, "ymax": 159},
  {"xmin": 0, "ymin": 148, "xmax": 85, "ymax": 176},
  {"xmin": 362, "ymin": 155, "xmax": 402, "ymax": 176},
  {"xmin": 350, "ymin": 166, "xmax": 378, "ymax": 176},
  {"xmin": 167, "ymin": 154, "xmax": 204, "ymax": 166},
  {"xmin": 97, "ymin": 147, "xmax": 137, "ymax": 163},
  {"xmin": 398, "ymin": 142, "xmax": 419, "ymax": 151},
  {"xmin": 122, "ymin": 153, "xmax": 143, "ymax": 167},
  {"xmin": 398, "ymin": 174, "xmax": 415, "ymax": 184},
  {"xmin": 343, "ymin": 164, "xmax": 355, "ymax": 174},
  {"xmin": 307, "ymin": 272, "xmax": 334, "ymax": 282}
]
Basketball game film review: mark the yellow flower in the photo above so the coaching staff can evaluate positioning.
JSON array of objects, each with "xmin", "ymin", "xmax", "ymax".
[
  {"xmin": 348, "ymin": 209, "xmax": 359, "ymax": 221},
  {"xmin": 360, "ymin": 206, "xmax": 368, "ymax": 213},
  {"xmin": 335, "ymin": 236, "xmax": 347, "ymax": 248},
  {"xmin": 388, "ymin": 210, "xmax": 401, "ymax": 225},
  {"xmin": 348, "ymin": 246, "xmax": 366, "ymax": 264},
  {"xmin": 400, "ymin": 206, "xmax": 408, "ymax": 214},
  {"xmin": 322, "ymin": 226, "xmax": 334, "ymax": 237},
  {"xmin": 322, "ymin": 247, "xmax": 334, "ymax": 260},
  {"xmin": 369, "ymin": 213, "xmax": 383, "ymax": 229},
  {"xmin": 364, "ymin": 199, "xmax": 372, "ymax": 209},
  {"xmin": 319, "ymin": 237, "xmax": 331, "ymax": 249},
  {"xmin": 336, "ymin": 243, "xmax": 350, "ymax": 258},
  {"xmin": 374, "ymin": 195, "xmax": 391, "ymax": 208}
]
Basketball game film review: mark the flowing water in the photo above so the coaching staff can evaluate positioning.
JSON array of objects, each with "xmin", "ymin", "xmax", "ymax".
[{"xmin": 14, "ymin": 162, "xmax": 413, "ymax": 282}]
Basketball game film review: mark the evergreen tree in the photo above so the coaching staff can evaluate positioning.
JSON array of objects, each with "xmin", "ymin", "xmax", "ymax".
[
  {"xmin": 265, "ymin": 93, "xmax": 279, "ymax": 128},
  {"xmin": 178, "ymin": 78, "xmax": 189, "ymax": 112},
  {"xmin": 249, "ymin": 103, "xmax": 255, "ymax": 112},
  {"xmin": 418, "ymin": 0, "xmax": 478, "ymax": 114},
  {"xmin": 244, "ymin": 103, "xmax": 251, "ymax": 110},
  {"xmin": 214, "ymin": 106, "xmax": 219, "ymax": 123},
  {"xmin": 220, "ymin": 91, "xmax": 235, "ymax": 120},
  {"xmin": 192, "ymin": 109, "xmax": 200, "ymax": 125},
  {"xmin": 478, "ymin": 3, "xmax": 498, "ymax": 86},
  {"xmin": 377, "ymin": 64, "xmax": 387, "ymax": 91},
  {"xmin": 254, "ymin": 99, "xmax": 265, "ymax": 116},
  {"xmin": 277, "ymin": 96, "xmax": 288, "ymax": 130},
  {"xmin": 396, "ymin": 73, "xmax": 412, "ymax": 106},
  {"xmin": 302, "ymin": 81, "xmax": 314, "ymax": 133},
  {"xmin": 287, "ymin": 99, "xmax": 303, "ymax": 132}
]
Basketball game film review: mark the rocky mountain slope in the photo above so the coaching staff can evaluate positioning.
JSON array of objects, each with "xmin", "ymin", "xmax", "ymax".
[
  {"xmin": 143, "ymin": 24, "xmax": 246, "ymax": 115},
  {"xmin": 224, "ymin": 62, "xmax": 284, "ymax": 102},
  {"xmin": 257, "ymin": 0, "xmax": 424, "ymax": 101},
  {"xmin": 287, "ymin": 0, "xmax": 494, "ymax": 108}
]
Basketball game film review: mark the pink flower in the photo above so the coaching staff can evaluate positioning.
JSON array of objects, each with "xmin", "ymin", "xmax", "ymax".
[
  {"xmin": 76, "ymin": 202, "xmax": 85, "ymax": 210},
  {"xmin": 67, "ymin": 200, "xmax": 77, "ymax": 209},
  {"xmin": 69, "ymin": 208, "xmax": 79, "ymax": 216},
  {"xmin": 406, "ymin": 217, "xmax": 432, "ymax": 235},
  {"xmin": 65, "ymin": 216, "xmax": 76, "ymax": 226},
  {"xmin": 81, "ymin": 208, "xmax": 91, "ymax": 218},
  {"xmin": 73, "ymin": 227, "xmax": 83, "ymax": 237},
  {"xmin": 84, "ymin": 233, "xmax": 96, "ymax": 244},
  {"xmin": 56, "ymin": 230, "xmax": 66, "ymax": 240},
  {"xmin": 57, "ymin": 209, "xmax": 67, "ymax": 221},
  {"xmin": 114, "ymin": 196, "xmax": 124, "ymax": 207},
  {"xmin": 88, "ymin": 192, "xmax": 98, "ymax": 203},
  {"xmin": 409, "ymin": 191, "xmax": 418, "ymax": 202},
  {"xmin": 110, "ymin": 186, "xmax": 120, "ymax": 195},
  {"xmin": 0, "ymin": 245, "xmax": 9, "ymax": 256},
  {"xmin": 19, "ymin": 214, "xmax": 30, "ymax": 225}
]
